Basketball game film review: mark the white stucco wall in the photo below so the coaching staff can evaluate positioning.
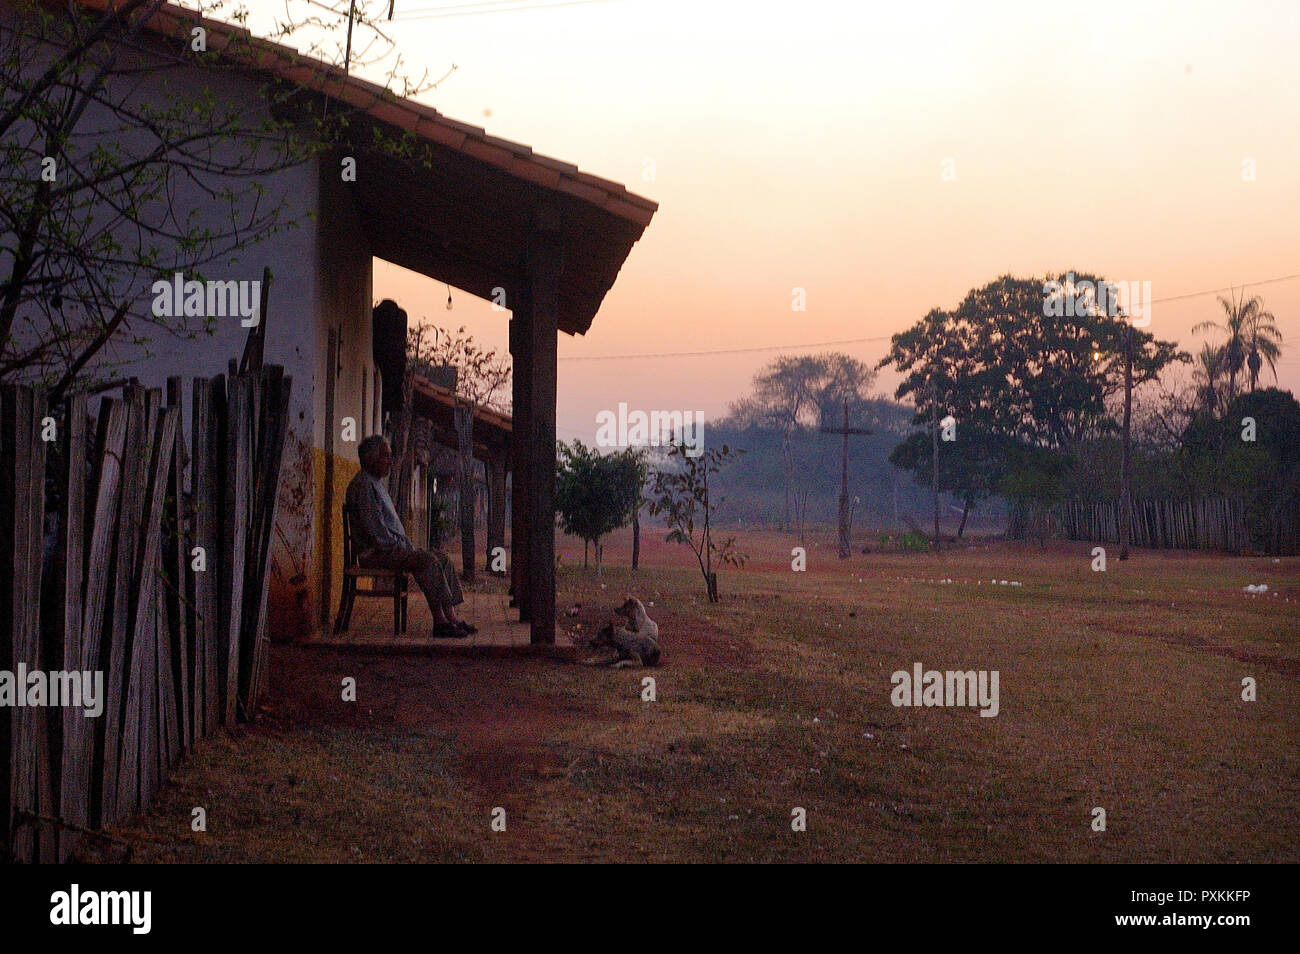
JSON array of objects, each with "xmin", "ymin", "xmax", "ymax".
[{"xmin": 5, "ymin": 15, "xmax": 398, "ymax": 636}]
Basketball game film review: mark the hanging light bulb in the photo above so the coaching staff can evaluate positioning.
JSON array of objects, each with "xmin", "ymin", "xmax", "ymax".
[{"xmin": 445, "ymin": 284, "xmax": 454, "ymax": 310}]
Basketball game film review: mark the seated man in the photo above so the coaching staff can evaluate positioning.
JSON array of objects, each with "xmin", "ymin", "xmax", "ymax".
[{"xmin": 345, "ymin": 435, "xmax": 476, "ymax": 638}]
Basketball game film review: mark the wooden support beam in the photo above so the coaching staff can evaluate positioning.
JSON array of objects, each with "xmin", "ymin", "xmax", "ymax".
[
  {"xmin": 524, "ymin": 210, "xmax": 563, "ymax": 644},
  {"xmin": 454, "ymin": 403, "xmax": 476, "ymax": 584},
  {"xmin": 508, "ymin": 315, "xmax": 532, "ymax": 621},
  {"xmin": 486, "ymin": 458, "xmax": 507, "ymax": 575}
]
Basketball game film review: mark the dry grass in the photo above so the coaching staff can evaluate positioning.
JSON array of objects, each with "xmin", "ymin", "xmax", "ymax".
[{"xmin": 102, "ymin": 531, "xmax": 1300, "ymax": 863}]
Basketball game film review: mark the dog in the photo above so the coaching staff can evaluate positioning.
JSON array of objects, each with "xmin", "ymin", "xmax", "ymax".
[{"xmin": 581, "ymin": 596, "xmax": 661, "ymax": 668}]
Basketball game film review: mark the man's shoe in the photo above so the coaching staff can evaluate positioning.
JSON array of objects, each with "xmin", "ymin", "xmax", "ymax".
[
  {"xmin": 432, "ymin": 622, "xmax": 467, "ymax": 639},
  {"xmin": 457, "ymin": 620, "xmax": 478, "ymax": 635}
]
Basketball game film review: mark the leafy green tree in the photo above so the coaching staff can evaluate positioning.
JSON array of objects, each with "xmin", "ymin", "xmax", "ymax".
[
  {"xmin": 999, "ymin": 444, "xmax": 1071, "ymax": 547},
  {"xmin": 887, "ymin": 426, "xmax": 1013, "ymax": 537},
  {"xmin": 878, "ymin": 274, "xmax": 1185, "ymax": 523},
  {"xmin": 555, "ymin": 440, "xmax": 643, "ymax": 574},
  {"xmin": 647, "ymin": 440, "xmax": 745, "ymax": 602},
  {"xmin": 1180, "ymin": 388, "xmax": 1300, "ymax": 551}
]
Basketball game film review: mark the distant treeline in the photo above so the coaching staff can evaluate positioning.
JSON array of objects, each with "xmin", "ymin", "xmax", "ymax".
[
  {"xmin": 708, "ymin": 398, "xmax": 1004, "ymax": 532},
  {"xmin": 696, "ymin": 273, "xmax": 1295, "ymax": 552}
]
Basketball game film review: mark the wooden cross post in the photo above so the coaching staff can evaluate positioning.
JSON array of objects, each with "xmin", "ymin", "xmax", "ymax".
[{"xmin": 820, "ymin": 399, "xmax": 871, "ymax": 558}]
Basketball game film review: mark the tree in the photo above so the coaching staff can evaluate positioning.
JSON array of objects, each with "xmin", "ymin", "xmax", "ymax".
[
  {"xmin": 708, "ymin": 397, "xmax": 915, "ymax": 532},
  {"xmin": 627, "ymin": 449, "xmax": 650, "ymax": 570},
  {"xmin": 0, "ymin": 0, "xmax": 437, "ymax": 395},
  {"xmin": 647, "ymin": 439, "xmax": 746, "ymax": 602},
  {"xmin": 887, "ymin": 427, "xmax": 1012, "ymax": 538},
  {"xmin": 1192, "ymin": 343, "xmax": 1228, "ymax": 416},
  {"xmin": 1244, "ymin": 310, "xmax": 1283, "ymax": 393},
  {"xmin": 999, "ymin": 444, "xmax": 1070, "ymax": 547},
  {"xmin": 727, "ymin": 353, "xmax": 876, "ymax": 531},
  {"xmin": 1194, "ymin": 289, "xmax": 1281, "ymax": 401},
  {"xmin": 554, "ymin": 441, "xmax": 643, "ymax": 575},
  {"xmin": 424, "ymin": 324, "xmax": 512, "ymax": 413},
  {"xmin": 1180, "ymin": 388, "xmax": 1300, "ymax": 552},
  {"xmin": 877, "ymin": 275, "xmax": 1185, "ymax": 533}
]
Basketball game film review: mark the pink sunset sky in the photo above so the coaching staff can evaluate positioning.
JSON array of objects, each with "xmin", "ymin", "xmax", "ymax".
[{"xmin": 253, "ymin": 0, "xmax": 1299, "ymax": 443}]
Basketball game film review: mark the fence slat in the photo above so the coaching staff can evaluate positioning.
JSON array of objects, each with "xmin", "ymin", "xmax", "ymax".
[
  {"xmin": 100, "ymin": 388, "xmax": 150, "ymax": 825},
  {"xmin": 117, "ymin": 401, "xmax": 176, "ymax": 816},
  {"xmin": 114, "ymin": 390, "xmax": 157, "ymax": 820},
  {"xmin": 242, "ymin": 369, "xmax": 291, "ymax": 716},
  {"xmin": 156, "ymin": 578, "xmax": 180, "ymax": 773},
  {"xmin": 1052, "ymin": 496, "xmax": 1277, "ymax": 553},
  {"xmin": 0, "ymin": 386, "xmax": 48, "ymax": 862},
  {"xmin": 54, "ymin": 394, "xmax": 88, "ymax": 861},
  {"xmin": 202, "ymin": 375, "xmax": 227, "ymax": 733},
  {"xmin": 6, "ymin": 364, "xmax": 292, "ymax": 862},
  {"xmin": 221, "ymin": 376, "xmax": 250, "ymax": 727},
  {"xmin": 165, "ymin": 377, "xmax": 191, "ymax": 757}
]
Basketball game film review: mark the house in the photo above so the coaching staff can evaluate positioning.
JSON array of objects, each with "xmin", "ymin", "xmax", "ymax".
[{"xmin": 20, "ymin": 0, "xmax": 656, "ymax": 643}]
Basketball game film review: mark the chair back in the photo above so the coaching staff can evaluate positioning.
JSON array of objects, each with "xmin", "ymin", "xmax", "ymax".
[{"xmin": 341, "ymin": 504, "xmax": 357, "ymax": 567}]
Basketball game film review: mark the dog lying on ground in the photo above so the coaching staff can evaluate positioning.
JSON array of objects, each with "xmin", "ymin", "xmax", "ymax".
[{"xmin": 579, "ymin": 596, "xmax": 662, "ymax": 668}]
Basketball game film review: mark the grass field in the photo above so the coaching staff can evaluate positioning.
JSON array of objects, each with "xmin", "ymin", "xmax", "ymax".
[{"xmin": 102, "ymin": 529, "xmax": 1299, "ymax": 863}]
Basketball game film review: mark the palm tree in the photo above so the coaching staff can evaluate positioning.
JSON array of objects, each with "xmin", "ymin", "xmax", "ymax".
[
  {"xmin": 1194, "ymin": 288, "xmax": 1280, "ymax": 400},
  {"xmin": 1192, "ymin": 342, "xmax": 1227, "ymax": 415},
  {"xmin": 1244, "ymin": 311, "xmax": 1283, "ymax": 392}
]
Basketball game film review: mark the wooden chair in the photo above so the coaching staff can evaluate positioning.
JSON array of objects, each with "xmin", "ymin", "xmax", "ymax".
[{"xmin": 334, "ymin": 505, "xmax": 409, "ymax": 636}]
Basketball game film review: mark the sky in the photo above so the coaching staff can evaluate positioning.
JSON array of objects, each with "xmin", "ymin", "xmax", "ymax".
[{"xmin": 237, "ymin": 0, "xmax": 1299, "ymax": 445}]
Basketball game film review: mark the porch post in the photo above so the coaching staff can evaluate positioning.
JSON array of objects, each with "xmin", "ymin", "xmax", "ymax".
[
  {"xmin": 486, "ymin": 455, "xmax": 507, "ymax": 575},
  {"xmin": 508, "ymin": 315, "xmax": 532, "ymax": 620},
  {"xmin": 524, "ymin": 205, "xmax": 562, "ymax": 644}
]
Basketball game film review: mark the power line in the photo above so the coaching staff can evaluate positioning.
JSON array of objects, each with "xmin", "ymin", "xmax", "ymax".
[
  {"xmin": 1150, "ymin": 272, "xmax": 1300, "ymax": 304},
  {"xmin": 393, "ymin": 0, "xmax": 621, "ymax": 20},
  {"xmin": 558, "ymin": 335, "xmax": 895, "ymax": 362},
  {"xmin": 559, "ymin": 271, "xmax": 1300, "ymax": 363}
]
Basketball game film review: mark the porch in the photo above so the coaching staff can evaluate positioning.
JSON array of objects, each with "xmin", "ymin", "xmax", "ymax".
[{"xmin": 302, "ymin": 566, "xmax": 574, "ymax": 651}]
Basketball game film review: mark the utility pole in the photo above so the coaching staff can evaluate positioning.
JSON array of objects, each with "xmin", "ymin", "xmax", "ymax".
[
  {"xmin": 1120, "ymin": 323, "xmax": 1133, "ymax": 560},
  {"xmin": 348, "ymin": 0, "xmax": 398, "ymax": 72},
  {"xmin": 344, "ymin": 0, "xmax": 358, "ymax": 73},
  {"xmin": 931, "ymin": 376, "xmax": 940, "ymax": 550},
  {"xmin": 820, "ymin": 399, "xmax": 871, "ymax": 558}
]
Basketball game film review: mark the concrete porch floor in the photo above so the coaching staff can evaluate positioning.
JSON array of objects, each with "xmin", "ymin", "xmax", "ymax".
[{"xmin": 303, "ymin": 575, "xmax": 573, "ymax": 651}]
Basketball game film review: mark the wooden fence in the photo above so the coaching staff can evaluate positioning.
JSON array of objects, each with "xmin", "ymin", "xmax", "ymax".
[
  {"xmin": 1010, "ymin": 497, "xmax": 1250, "ymax": 552},
  {"xmin": 1, "ymin": 366, "xmax": 290, "ymax": 862}
]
